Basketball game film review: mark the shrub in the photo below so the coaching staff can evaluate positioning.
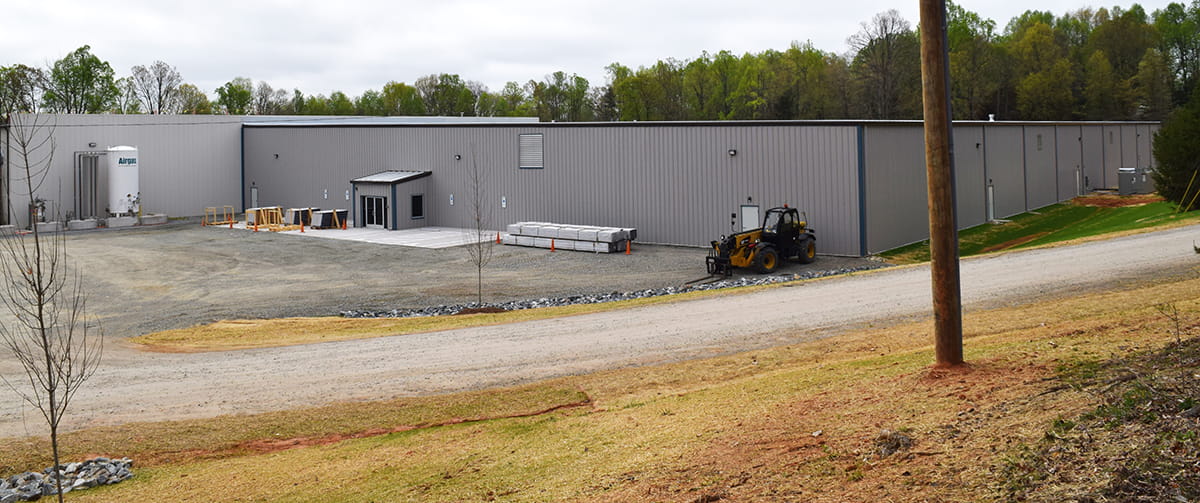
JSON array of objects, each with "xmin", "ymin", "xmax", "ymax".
[{"xmin": 1152, "ymin": 87, "xmax": 1200, "ymax": 207}]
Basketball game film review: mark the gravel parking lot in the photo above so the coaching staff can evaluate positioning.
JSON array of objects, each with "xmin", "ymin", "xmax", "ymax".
[{"xmin": 62, "ymin": 220, "xmax": 876, "ymax": 338}]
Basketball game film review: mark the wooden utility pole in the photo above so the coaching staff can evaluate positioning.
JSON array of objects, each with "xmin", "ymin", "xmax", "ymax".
[{"xmin": 919, "ymin": 0, "xmax": 964, "ymax": 366}]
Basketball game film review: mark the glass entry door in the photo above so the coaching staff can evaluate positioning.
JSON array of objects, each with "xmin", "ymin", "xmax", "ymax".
[{"xmin": 362, "ymin": 196, "xmax": 387, "ymax": 228}]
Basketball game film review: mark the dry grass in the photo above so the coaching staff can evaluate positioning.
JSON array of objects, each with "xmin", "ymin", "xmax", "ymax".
[{"xmin": 5, "ymin": 271, "xmax": 1197, "ymax": 502}]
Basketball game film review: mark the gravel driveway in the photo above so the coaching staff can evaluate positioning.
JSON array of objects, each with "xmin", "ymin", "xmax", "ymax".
[{"xmin": 0, "ymin": 222, "xmax": 1196, "ymax": 437}]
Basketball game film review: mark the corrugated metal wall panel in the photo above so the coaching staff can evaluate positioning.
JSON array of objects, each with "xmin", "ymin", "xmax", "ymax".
[
  {"xmin": 862, "ymin": 126, "xmax": 928, "ymax": 253},
  {"xmin": 1148, "ymin": 124, "xmax": 1160, "ymax": 169},
  {"xmin": 984, "ymin": 126, "xmax": 1026, "ymax": 218},
  {"xmin": 244, "ymin": 124, "xmax": 862, "ymax": 255},
  {"xmin": 1081, "ymin": 126, "xmax": 1105, "ymax": 190},
  {"xmin": 955, "ymin": 127, "xmax": 987, "ymax": 228},
  {"xmin": 1055, "ymin": 125, "xmax": 1084, "ymax": 200},
  {"xmin": 1102, "ymin": 125, "xmax": 1122, "ymax": 188},
  {"xmin": 6, "ymin": 114, "xmax": 241, "ymax": 228},
  {"xmin": 1024, "ymin": 126, "xmax": 1059, "ymax": 209},
  {"xmin": 1121, "ymin": 125, "xmax": 1138, "ymax": 171},
  {"xmin": 1136, "ymin": 124, "xmax": 1152, "ymax": 169}
]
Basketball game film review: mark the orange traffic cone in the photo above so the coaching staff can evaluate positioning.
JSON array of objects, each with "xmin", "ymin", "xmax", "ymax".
[
  {"xmin": 550, "ymin": 239, "xmax": 556, "ymax": 252},
  {"xmin": 341, "ymin": 218, "xmax": 347, "ymax": 230},
  {"xmin": 300, "ymin": 220, "xmax": 305, "ymax": 233},
  {"xmin": 253, "ymin": 221, "xmax": 258, "ymax": 232},
  {"xmin": 495, "ymin": 232, "xmax": 501, "ymax": 244},
  {"xmin": 626, "ymin": 240, "xmax": 631, "ymax": 255}
]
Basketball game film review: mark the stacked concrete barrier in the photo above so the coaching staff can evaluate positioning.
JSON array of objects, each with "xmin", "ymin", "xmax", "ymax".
[{"xmin": 502, "ymin": 222, "xmax": 636, "ymax": 253}]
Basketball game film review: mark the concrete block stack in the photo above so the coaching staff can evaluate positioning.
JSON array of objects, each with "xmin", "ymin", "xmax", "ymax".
[{"xmin": 502, "ymin": 222, "xmax": 637, "ymax": 253}]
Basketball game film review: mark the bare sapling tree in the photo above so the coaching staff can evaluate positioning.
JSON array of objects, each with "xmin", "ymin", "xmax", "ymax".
[
  {"xmin": 464, "ymin": 144, "xmax": 494, "ymax": 306},
  {"xmin": 0, "ymin": 110, "xmax": 103, "ymax": 503}
]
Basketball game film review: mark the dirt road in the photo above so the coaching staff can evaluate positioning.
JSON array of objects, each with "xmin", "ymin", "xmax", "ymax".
[{"xmin": 1, "ymin": 224, "xmax": 1197, "ymax": 437}]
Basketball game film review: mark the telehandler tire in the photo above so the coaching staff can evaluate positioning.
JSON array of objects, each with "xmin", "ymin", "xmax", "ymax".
[
  {"xmin": 797, "ymin": 239, "xmax": 816, "ymax": 264},
  {"xmin": 753, "ymin": 246, "xmax": 780, "ymax": 274}
]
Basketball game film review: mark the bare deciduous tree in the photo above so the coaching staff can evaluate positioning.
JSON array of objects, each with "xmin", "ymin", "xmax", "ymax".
[
  {"xmin": 464, "ymin": 145, "xmax": 494, "ymax": 306},
  {"xmin": 0, "ymin": 110, "xmax": 102, "ymax": 503},
  {"xmin": 130, "ymin": 60, "xmax": 182, "ymax": 114}
]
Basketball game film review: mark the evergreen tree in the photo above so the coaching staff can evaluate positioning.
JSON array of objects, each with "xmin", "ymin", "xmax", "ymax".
[{"xmin": 1151, "ymin": 87, "xmax": 1200, "ymax": 207}]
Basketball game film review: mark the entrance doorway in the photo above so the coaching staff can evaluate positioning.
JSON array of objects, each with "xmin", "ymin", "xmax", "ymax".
[
  {"xmin": 362, "ymin": 196, "xmax": 387, "ymax": 228},
  {"xmin": 75, "ymin": 153, "xmax": 102, "ymax": 219}
]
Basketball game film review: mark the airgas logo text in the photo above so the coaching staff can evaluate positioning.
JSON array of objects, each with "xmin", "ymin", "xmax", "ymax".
[{"xmin": 118, "ymin": 157, "xmax": 136, "ymax": 165}]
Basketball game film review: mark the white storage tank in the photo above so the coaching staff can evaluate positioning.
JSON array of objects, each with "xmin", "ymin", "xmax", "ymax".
[{"xmin": 107, "ymin": 145, "xmax": 139, "ymax": 215}]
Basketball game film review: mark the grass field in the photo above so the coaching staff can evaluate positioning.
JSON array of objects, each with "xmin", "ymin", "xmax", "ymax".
[
  {"xmin": 4, "ymin": 266, "xmax": 1197, "ymax": 501},
  {"xmin": 883, "ymin": 196, "xmax": 1200, "ymax": 264}
]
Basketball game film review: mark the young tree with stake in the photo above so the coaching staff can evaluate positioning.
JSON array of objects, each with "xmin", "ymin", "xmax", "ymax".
[
  {"xmin": 464, "ymin": 145, "xmax": 494, "ymax": 306},
  {"xmin": 0, "ymin": 107, "xmax": 103, "ymax": 502}
]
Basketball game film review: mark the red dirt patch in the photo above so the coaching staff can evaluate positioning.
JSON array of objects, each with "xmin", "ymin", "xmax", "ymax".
[
  {"xmin": 583, "ymin": 358, "xmax": 1059, "ymax": 502},
  {"xmin": 1073, "ymin": 193, "xmax": 1163, "ymax": 208},
  {"xmin": 980, "ymin": 231, "xmax": 1050, "ymax": 253},
  {"xmin": 137, "ymin": 394, "xmax": 592, "ymax": 466}
]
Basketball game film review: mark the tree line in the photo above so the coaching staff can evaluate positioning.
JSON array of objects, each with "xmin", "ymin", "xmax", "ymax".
[{"xmin": 2, "ymin": 1, "xmax": 1198, "ymax": 122}]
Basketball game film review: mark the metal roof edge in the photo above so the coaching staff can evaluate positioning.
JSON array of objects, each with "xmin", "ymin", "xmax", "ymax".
[
  {"xmin": 244, "ymin": 119, "xmax": 1162, "ymax": 129},
  {"xmin": 350, "ymin": 170, "xmax": 433, "ymax": 184}
]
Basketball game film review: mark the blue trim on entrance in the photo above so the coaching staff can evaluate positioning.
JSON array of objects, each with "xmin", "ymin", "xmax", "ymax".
[
  {"xmin": 390, "ymin": 184, "xmax": 398, "ymax": 230},
  {"xmin": 239, "ymin": 127, "xmax": 245, "ymax": 211}
]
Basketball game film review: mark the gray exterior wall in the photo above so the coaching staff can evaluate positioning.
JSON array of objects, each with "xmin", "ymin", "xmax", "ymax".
[
  {"xmin": 1024, "ymin": 126, "xmax": 1059, "ymax": 210},
  {"xmin": 984, "ymin": 126, "xmax": 1027, "ymax": 219},
  {"xmin": 3, "ymin": 114, "xmax": 242, "ymax": 228},
  {"xmin": 8, "ymin": 115, "xmax": 1159, "ymax": 257},
  {"xmin": 1081, "ymin": 125, "xmax": 1105, "ymax": 190},
  {"xmin": 1103, "ymin": 125, "xmax": 1122, "ymax": 188},
  {"xmin": 860, "ymin": 121, "xmax": 1159, "ymax": 254},
  {"xmin": 954, "ymin": 126, "xmax": 987, "ymax": 228},
  {"xmin": 1055, "ymin": 125, "xmax": 1084, "ymax": 201},
  {"xmin": 244, "ymin": 123, "xmax": 864, "ymax": 255},
  {"xmin": 862, "ymin": 126, "xmax": 928, "ymax": 254}
]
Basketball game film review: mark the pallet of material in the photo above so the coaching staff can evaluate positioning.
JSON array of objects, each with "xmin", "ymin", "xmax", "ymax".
[
  {"xmin": 245, "ymin": 206, "xmax": 280, "ymax": 225},
  {"xmin": 502, "ymin": 221, "xmax": 635, "ymax": 253},
  {"xmin": 311, "ymin": 209, "xmax": 348, "ymax": 229},
  {"xmin": 286, "ymin": 207, "xmax": 320, "ymax": 225}
]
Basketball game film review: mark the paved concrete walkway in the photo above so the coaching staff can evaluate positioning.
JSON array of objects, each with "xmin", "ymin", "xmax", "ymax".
[{"xmin": 231, "ymin": 222, "xmax": 501, "ymax": 249}]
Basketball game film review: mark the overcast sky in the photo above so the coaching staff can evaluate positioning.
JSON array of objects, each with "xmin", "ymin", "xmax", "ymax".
[{"xmin": 2, "ymin": 0, "xmax": 1176, "ymax": 99}]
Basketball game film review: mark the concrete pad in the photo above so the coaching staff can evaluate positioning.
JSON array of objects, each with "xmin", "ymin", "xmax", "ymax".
[
  {"xmin": 140, "ymin": 214, "xmax": 169, "ymax": 225},
  {"xmin": 35, "ymin": 221, "xmax": 62, "ymax": 233},
  {"xmin": 107, "ymin": 216, "xmax": 137, "ymax": 228},
  {"xmin": 68, "ymin": 219, "xmax": 98, "ymax": 230},
  {"xmin": 229, "ymin": 224, "xmax": 502, "ymax": 249}
]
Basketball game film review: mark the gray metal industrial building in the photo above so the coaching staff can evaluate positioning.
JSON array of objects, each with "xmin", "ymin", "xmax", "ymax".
[{"xmin": 1, "ymin": 114, "xmax": 1160, "ymax": 257}]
